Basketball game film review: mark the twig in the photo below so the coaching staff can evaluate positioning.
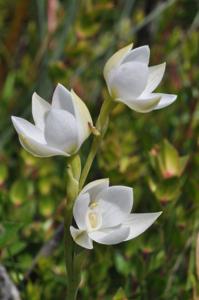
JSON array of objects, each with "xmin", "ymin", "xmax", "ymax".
[{"xmin": 0, "ymin": 264, "xmax": 21, "ymax": 300}]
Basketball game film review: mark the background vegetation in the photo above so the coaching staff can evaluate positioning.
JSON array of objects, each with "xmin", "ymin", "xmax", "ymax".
[{"xmin": 0, "ymin": 0, "xmax": 199, "ymax": 299}]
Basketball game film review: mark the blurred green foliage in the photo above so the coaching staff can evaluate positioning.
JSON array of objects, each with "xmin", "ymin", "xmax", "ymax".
[{"xmin": 0, "ymin": 0, "xmax": 199, "ymax": 299}]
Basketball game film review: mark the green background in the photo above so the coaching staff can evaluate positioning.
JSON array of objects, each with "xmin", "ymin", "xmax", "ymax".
[{"xmin": 0, "ymin": 0, "xmax": 199, "ymax": 299}]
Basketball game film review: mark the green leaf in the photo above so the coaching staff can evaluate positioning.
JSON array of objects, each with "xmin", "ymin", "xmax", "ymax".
[
  {"xmin": 154, "ymin": 179, "xmax": 182, "ymax": 202},
  {"xmin": 0, "ymin": 222, "xmax": 23, "ymax": 247},
  {"xmin": 0, "ymin": 164, "xmax": 8, "ymax": 184},
  {"xmin": 115, "ymin": 252, "xmax": 132, "ymax": 276},
  {"xmin": 7, "ymin": 241, "xmax": 26, "ymax": 256},
  {"xmin": 10, "ymin": 180, "xmax": 29, "ymax": 205},
  {"xmin": 39, "ymin": 196, "xmax": 55, "ymax": 217},
  {"xmin": 113, "ymin": 287, "xmax": 128, "ymax": 300}
]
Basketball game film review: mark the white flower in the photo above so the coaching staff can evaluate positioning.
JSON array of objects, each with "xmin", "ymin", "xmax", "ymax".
[
  {"xmin": 70, "ymin": 179, "xmax": 162, "ymax": 249},
  {"xmin": 11, "ymin": 84, "xmax": 93, "ymax": 157},
  {"xmin": 104, "ymin": 44, "xmax": 177, "ymax": 113}
]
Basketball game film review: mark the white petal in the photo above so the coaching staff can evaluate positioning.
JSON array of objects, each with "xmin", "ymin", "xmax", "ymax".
[
  {"xmin": 11, "ymin": 116, "xmax": 67, "ymax": 157},
  {"xmin": 153, "ymin": 93, "xmax": 177, "ymax": 110},
  {"xmin": 123, "ymin": 212, "xmax": 162, "ymax": 241},
  {"xmin": 19, "ymin": 135, "xmax": 68, "ymax": 157},
  {"xmin": 32, "ymin": 92, "xmax": 51, "ymax": 130},
  {"xmin": 99, "ymin": 200, "xmax": 128, "ymax": 228},
  {"xmin": 80, "ymin": 178, "xmax": 110, "ymax": 200},
  {"xmin": 119, "ymin": 94, "xmax": 161, "ymax": 113},
  {"xmin": 122, "ymin": 45, "xmax": 150, "ymax": 65},
  {"xmin": 73, "ymin": 193, "xmax": 90, "ymax": 230},
  {"xmin": 52, "ymin": 84, "xmax": 75, "ymax": 114},
  {"xmin": 142, "ymin": 63, "xmax": 166, "ymax": 94},
  {"xmin": 52, "ymin": 84, "xmax": 93, "ymax": 148},
  {"xmin": 103, "ymin": 43, "xmax": 133, "ymax": 83},
  {"xmin": 71, "ymin": 90, "xmax": 93, "ymax": 147},
  {"xmin": 70, "ymin": 226, "xmax": 93, "ymax": 249},
  {"xmin": 44, "ymin": 109, "xmax": 78, "ymax": 154},
  {"xmin": 108, "ymin": 62, "xmax": 148, "ymax": 99},
  {"xmin": 89, "ymin": 226, "xmax": 130, "ymax": 245},
  {"xmin": 12, "ymin": 116, "xmax": 46, "ymax": 143},
  {"xmin": 96, "ymin": 186, "xmax": 133, "ymax": 214}
]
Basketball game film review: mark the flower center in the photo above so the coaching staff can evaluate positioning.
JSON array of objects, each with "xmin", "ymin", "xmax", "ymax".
[
  {"xmin": 86, "ymin": 202, "xmax": 102, "ymax": 231},
  {"xmin": 88, "ymin": 212, "xmax": 99, "ymax": 229}
]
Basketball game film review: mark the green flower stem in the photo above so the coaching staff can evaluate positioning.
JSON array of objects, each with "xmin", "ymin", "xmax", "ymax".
[
  {"xmin": 79, "ymin": 97, "xmax": 115, "ymax": 190},
  {"xmin": 64, "ymin": 205, "xmax": 79, "ymax": 300},
  {"xmin": 64, "ymin": 159, "xmax": 80, "ymax": 300}
]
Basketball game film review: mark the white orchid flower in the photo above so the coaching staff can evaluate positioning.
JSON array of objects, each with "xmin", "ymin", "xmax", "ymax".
[
  {"xmin": 11, "ymin": 84, "xmax": 93, "ymax": 157},
  {"xmin": 70, "ymin": 179, "xmax": 162, "ymax": 249},
  {"xmin": 104, "ymin": 44, "xmax": 177, "ymax": 113}
]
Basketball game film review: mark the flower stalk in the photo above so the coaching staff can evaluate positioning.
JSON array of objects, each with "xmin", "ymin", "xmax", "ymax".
[
  {"xmin": 79, "ymin": 97, "xmax": 115, "ymax": 190},
  {"xmin": 65, "ymin": 155, "xmax": 81, "ymax": 300}
]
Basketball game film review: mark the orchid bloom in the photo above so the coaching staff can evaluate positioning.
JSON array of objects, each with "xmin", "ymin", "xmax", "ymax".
[
  {"xmin": 70, "ymin": 179, "xmax": 162, "ymax": 249},
  {"xmin": 11, "ymin": 84, "xmax": 93, "ymax": 157},
  {"xmin": 104, "ymin": 44, "xmax": 177, "ymax": 113}
]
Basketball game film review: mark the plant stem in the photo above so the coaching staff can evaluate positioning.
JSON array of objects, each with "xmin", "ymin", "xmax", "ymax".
[
  {"xmin": 64, "ymin": 161, "xmax": 80, "ymax": 300},
  {"xmin": 79, "ymin": 97, "xmax": 115, "ymax": 190},
  {"xmin": 64, "ymin": 204, "xmax": 78, "ymax": 300}
]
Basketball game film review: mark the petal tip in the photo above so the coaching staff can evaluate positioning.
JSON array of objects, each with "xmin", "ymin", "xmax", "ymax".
[
  {"xmin": 32, "ymin": 91, "xmax": 37, "ymax": 98},
  {"xmin": 11, "ymin": 116, "xmax": 21, "ymax": 125},
  {"xmin": 32, "ymin": 92, "xmax": 39, "ymax": 104},
  {"xmin": 55, "ymin": 83, "xmax": 70, "ymax": 95},
  {"xmin": 142, "ymin": 45, "xmax": 150, "ymax": 51},
  {"xmin": 152, "ymin": 211, "xmax": 163, "ymax": 221},
  {"xmin": 11, "ymin": 116, "xmax": 17, "ymax": 127},
  {"xmin": 160, "ymin": 62, "xmax": 166, "ymax": 72},
  {"xmin": 70, "ymin": 226, "xmax": 93, "ymax": 249},
  {"xmin": 57, "ymin": 82, "xmax": 64, "ymax": 88}
]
